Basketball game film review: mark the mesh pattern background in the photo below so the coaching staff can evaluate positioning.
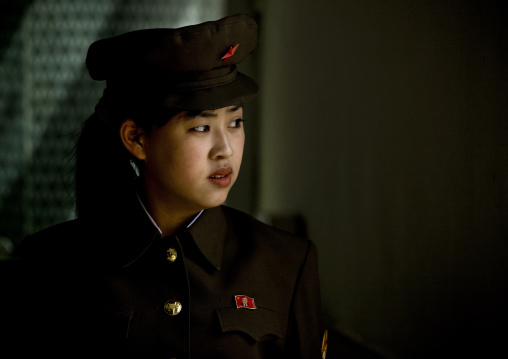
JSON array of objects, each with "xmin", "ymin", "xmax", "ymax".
[{"xmin": 0, "ymin": 0, "xmax": 226, "ymax": 247}]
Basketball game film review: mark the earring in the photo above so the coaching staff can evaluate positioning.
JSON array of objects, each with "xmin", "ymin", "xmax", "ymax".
[{"xmin": 130, "ymin": 159, "xmax": 140, "ymax": 177}]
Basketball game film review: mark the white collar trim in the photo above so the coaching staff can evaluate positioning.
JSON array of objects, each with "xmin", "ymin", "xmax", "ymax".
[{"xmin": 136, "ymin": 192, "xmax": 204, "ymax": 235}]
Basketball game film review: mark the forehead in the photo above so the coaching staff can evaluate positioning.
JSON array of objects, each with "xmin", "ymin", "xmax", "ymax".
[{"xmin": 186, "ymin": 105, "xmax": 243, "ymax": 120}]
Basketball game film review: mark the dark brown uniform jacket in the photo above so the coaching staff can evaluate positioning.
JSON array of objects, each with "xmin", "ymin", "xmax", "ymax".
[{"xmin": 11, "ymin": 196, "xmax": 323, "ymax": 358}]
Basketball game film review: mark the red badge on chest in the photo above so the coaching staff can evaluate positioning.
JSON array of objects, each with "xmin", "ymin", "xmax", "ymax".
[{"xmin": 235, "ymin": 295, "xmax": 256, "ymax": 309}]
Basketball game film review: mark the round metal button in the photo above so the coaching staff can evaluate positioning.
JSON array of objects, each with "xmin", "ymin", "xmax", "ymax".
[
  {"xmin": 166, "ymin": 248, "xmax": 177, "ymax": 263},
  {"xmin": 164, "ymin": 300, "xmax": 182, "ymax": 316}
]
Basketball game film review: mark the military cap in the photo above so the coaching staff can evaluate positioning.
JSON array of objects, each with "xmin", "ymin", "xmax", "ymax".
[{"xmin": 85, "ymin": 14, "xmax": 259, "ymax": 110}]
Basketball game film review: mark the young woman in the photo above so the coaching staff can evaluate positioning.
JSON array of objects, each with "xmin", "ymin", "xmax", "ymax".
[{"xmin": 15, "ymin": 14, "xmax": 324, "ymax": 358}]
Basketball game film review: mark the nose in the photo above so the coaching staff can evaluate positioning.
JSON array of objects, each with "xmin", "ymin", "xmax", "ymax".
[{"xmin": 210, "ymin": 129, "xmax": 234, "ymax": 159}]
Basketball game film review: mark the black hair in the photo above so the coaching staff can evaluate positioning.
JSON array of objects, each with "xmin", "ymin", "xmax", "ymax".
[{"xmin": 73, "ymin": 90, "xmax": 184, "ymax": 219}]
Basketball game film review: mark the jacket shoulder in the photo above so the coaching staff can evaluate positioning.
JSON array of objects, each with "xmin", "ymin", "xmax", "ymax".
[
  {"xmin": 18, "ymin": 219, "xmax": 83, "ymax": 260},
  {"xmin": 221, "ymin": 206, "xmax": 304, "ymax": 236},
  {"xmin": 220, "ymin": 205, "xmax": 314, "ymax": 259}
]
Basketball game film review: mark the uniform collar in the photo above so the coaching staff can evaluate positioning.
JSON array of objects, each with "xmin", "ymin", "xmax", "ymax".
[
  {"xmin": 186, "ymin": 206, "xmax": 227, "ymax": 271},
  {"xmin": 135, "ymin": 191, "xmax": 205, "ymax": 236},
  {"xmin": 116, "ymin": 194, "xmax": 227, "ymax": 271}
]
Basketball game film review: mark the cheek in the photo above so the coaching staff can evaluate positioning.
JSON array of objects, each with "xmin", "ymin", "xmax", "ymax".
[
  {"xmin": 234, "ymin": 133, "xmax": 245, "ymax": 159},
  {"xmin": 144, "ymin": 141, "xmax": 183, "ymax": 180},
  {"xmin": 172, "ymin": 144, "xmax": 209, "ymax": 178}
]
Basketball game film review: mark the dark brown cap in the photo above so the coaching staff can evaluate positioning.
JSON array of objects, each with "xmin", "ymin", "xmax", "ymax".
[{"xmin": 85, "ymin": 14, "xmax": 259, "ymax": 110}]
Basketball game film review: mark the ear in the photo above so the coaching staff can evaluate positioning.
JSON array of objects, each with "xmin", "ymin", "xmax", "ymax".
[{"xmin": 119, "ymin": 119, "xmax": 146, "ymax": 161}]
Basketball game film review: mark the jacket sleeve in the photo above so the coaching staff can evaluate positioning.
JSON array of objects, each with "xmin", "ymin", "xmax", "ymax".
[{"xmin": 284, "ymin": 240, "xmax": 325, "ymax": 358}]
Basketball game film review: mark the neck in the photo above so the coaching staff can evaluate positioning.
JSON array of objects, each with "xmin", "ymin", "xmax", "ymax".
[
  {"xmin": 137, "ymin": 186, "xmax": 201, "ymax": 237},
  {"xmin": 154, "ymin": 211, "xmax": 193, "ymax": 237}
]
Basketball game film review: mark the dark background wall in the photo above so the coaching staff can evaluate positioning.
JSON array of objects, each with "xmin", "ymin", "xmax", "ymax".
[{"xmin": 256, "ymin": 1, "xmax": 507, "ymax": 358}]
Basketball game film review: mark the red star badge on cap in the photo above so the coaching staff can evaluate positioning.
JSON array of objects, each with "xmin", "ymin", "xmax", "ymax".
[{"xmin": 221, "ymin": 44, "xmax": 239, "ymax": 63}]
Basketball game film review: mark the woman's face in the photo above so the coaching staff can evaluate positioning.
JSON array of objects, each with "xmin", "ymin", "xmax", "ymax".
[{"xmin": 139, "ymin": 105, "xmax": 245, "ymax": 216}]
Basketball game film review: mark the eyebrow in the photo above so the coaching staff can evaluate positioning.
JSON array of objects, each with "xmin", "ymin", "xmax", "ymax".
[{"xmin": 198, "ymin": 105, "xmax": 243, "ymax": 118}]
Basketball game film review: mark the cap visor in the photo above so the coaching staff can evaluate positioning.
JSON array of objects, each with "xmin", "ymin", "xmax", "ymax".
[{"xmin": 162, "ymin": 72, "xmax": 259, "ymax": 110}]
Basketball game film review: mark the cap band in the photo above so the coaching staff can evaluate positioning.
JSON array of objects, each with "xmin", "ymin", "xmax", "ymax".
[{"xmin": 163, "ymin": 67, "xmax": 237, "ymax": 91}]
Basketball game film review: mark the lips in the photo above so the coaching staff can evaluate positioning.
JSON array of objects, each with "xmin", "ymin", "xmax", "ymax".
[{"xmin": 208, "ymin": 167, "xmax": 233, "ymax": 187}]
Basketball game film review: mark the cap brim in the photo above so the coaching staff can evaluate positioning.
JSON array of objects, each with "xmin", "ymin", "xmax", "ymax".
[{"xmin": 162, "ymin": 72, "xmax": 259, "ymax": 110}]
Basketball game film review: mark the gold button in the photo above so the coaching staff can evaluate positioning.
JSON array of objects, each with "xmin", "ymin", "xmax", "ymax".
[
  {"xmin": 166, "ymin": 248, "xmax": 177, "ymax": 262},
  {"xmin": 164, "ymin": 300, "xmax": 182, "ymax": 316}
]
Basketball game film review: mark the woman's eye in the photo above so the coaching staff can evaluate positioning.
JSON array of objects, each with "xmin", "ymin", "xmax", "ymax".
[
  {"xmin": 229, "ymin": 119, "xmax": 244, "ymax": 128},
  {"xmin": 192, "ymin": 125, "xmax": 210, "ymax": 132}
]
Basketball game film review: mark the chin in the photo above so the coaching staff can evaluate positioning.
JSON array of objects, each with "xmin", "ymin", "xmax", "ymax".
[{"xmin": 203, "ymin": 194, "xmax": 229, "ymax": 209}]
